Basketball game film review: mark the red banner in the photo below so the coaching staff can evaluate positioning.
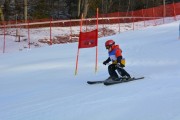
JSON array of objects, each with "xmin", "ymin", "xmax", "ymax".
[
  {"xmin": 75, "ymin": 8, "xmax": 99, "ymax": 75},
  {"xmin": 78, "ymin": 29, "xmax": 98, "ymax": 49}
]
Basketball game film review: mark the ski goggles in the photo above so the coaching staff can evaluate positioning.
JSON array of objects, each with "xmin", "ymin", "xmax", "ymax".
[{"xmin": 105, "ymin": 45, "xmax": 111, "ymax": 49}]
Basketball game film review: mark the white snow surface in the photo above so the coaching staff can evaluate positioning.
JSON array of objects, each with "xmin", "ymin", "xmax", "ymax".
[{"xmin": 0, "ymin": 20, "xmax": 180, "ymax": 120}]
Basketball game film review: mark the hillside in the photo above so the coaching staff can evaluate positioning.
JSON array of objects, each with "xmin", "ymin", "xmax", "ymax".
[{"xmin": 0, "ymin": 20, "xmax": 180, "ymax": 120}]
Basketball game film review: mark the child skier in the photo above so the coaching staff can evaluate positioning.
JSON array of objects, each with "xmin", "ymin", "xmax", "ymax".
[{"xmin": 103, "ymin": 40, "xmax": 131, "ymax": 81}]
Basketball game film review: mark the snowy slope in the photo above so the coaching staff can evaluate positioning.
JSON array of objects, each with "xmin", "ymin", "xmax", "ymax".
[{"xmin": 0, "ymin": 20, "xmax": 180, "ymax": 120}]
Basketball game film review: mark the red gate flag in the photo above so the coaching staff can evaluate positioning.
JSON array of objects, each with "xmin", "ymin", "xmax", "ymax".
[
  {"xmin": 75, "ymin": 8, "xmax": 99, "ymax": 75},
  {"xmin": 78, "ymin": 29, "xmax": 98, "ymax": 49}
]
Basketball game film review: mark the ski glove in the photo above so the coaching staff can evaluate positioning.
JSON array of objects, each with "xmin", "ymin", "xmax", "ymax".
[
  {"xmin": 103, "ymin": 57, "xmax": 111, "ymax": 65},
  {"xmin": 103, "ymin": 61, "xmax": 108, "ymax": 65},
  {"xmin": 116, "ymin": 63, "xmax": 124, "ymax": 68}
]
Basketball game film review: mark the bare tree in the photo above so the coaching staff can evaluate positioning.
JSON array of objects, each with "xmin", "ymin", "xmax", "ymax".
[
  {"xmin": 77, "ymin": 0, "xmax": 81, "ymax": 17},
  {"xmin": 0, "ymin": 0, "xmax": 5, "ymax": 21},
  {"xmin": 0, "ymin": 6, "xmax": 4, "ymax": 21},
  {"xmin": 4, "ymin": 0, "xmax": 10, "ymax": 21},
  {"xmin": 77, "ymin": 0, "xmax": 89, "ymax": 18}
]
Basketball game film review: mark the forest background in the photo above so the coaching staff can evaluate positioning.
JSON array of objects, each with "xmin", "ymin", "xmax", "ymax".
[{"xmin": 0, "ymin": 0, "xmax": 179, "ymax": 22}]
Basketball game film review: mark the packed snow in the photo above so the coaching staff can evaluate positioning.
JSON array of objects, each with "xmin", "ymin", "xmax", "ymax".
[{"xmin": 0, "ymin": 18, "xmax": 180, "ymax": 120}]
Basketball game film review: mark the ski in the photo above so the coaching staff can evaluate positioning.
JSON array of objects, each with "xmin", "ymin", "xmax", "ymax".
[
  {"xmin": 87, "ymin": 80, "xmax": 106, "ymax": 84},
  {"xmin": 87, "ymin": 78, "xmax": 113, "ymax": 84},
  {"xmin": 104, "ymin": 77, "xmax": 144, "ymax": 86}
]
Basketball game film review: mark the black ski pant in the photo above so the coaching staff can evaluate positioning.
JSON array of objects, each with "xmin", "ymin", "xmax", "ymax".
[{"xmin": 108, "ymin": 64, "xmax": 131, "ymax": 79}]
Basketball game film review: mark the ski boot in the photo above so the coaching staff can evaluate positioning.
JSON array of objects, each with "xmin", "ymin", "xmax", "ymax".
[{"xmin": 121, "ymin": 75, "xmax": 131, "ymax": 82}]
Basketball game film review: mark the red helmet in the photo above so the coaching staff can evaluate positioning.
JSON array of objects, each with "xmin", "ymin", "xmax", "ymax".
[{"xmin": 105, "ymin": 40, "xmax": 115, "ymax": 49}]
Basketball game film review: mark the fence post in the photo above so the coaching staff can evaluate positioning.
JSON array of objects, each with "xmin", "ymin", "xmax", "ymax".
[
  {"xmin": 132, "ymin": 11, "xmax": 134, "ymax": 30},
  {"xmin": 50, "ymin": 18, "xmax": 52, "ymax": 45},
  {"xmin": 179, "ymin": 22, "xmax": 180, "ymax": 40},
  {"xmin": 163, "ymin": 0, "xmax": 166, "ymax": 24},
  {"xmin": 172, "ymin": 2, "xmax": 177, "ymax": 21},
  {"xmin": 152, "ymin": 7, "xmax": 156, "ymax": 26},
  {"xmin": 69, "ymin": 19, "xmax": 72, "ymax": 41},
  {"xmin": 28, "ymin": 20, "xmax": 30, "ymax": 49},
  {"xmin": 3, "ymin": 23, "xmax": 6, "ymax": 53},
  {"xmin": 142, "ymin": 9, "xmax": 145, "ymax": 27},
  {"xmin": 118, "ymin": 12, "xmax": 121, "ymax": 33}
]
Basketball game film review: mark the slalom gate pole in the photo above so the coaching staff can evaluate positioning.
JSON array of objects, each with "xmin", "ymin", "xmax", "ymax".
[
  {"xmin": 75, "ymin": 48, "xmax": 80, "ymax": 75},
  {"xmin": 75, "ymin": 14, "xmax": 83, "ymax": 75},
  {"xmin": 95, "ymin": 8, "xmax": 99, "ymax": 73}
]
